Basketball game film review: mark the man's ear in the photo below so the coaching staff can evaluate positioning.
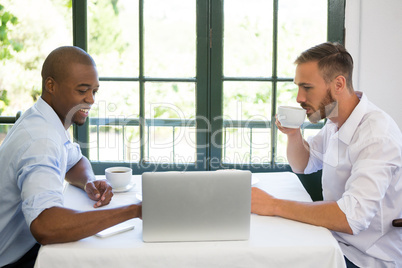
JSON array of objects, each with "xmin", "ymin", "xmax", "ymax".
[
  {"xmin": 44, "ymin": 77, "xmax": 56, "ymax": 94},
  {"xmin": 333, "ymin": 75, "xmax": 346, "ymax": 94}
]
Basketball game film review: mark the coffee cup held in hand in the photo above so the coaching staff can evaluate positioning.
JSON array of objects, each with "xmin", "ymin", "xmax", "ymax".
[
  {"xmin": 105, "ymin": 167, "xmax": 132, "ymax": 189},
  {"xmin": 277, "ymin": 106, "xmax": 306, "ymax": 128}
]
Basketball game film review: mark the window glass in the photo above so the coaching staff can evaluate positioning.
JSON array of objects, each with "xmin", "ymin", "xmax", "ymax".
[
  {"xmin": 89, "ymin": 81, "xmax": 140, "ymax": 161},
  {"xmin": 223, "ymin": 81, "xmax": 271, "ymax": 163},
  {"xmin": 222, "ymin": 0, "xmax": 327, "ymax": 165},
  {"xmin": 88, "ymin": 0, "xmax": 139, "ymax": 77},
  {"xmin": 87, "ymin": 0, "xmax": 197, "ymax": 165},
  {"xmin": 145, "ymin": 82, "xmax": 195, "ymax": 120},
  {"xmin": 224, "ymin": 0, "xmax": 273, "ymax": 77},
  {"xmin": 90, "ymin": 81, "xmax": 140, "ymax": 118},
  {"xmin": 0, "ymin": 0, "xmax": 72, "ymax": 116},
  {"xmin": 0, "ymin": 0, "xmax": 339, "ymax": 171},
  {"xmin": 144, "ymin": 82, "xmax": 196, "ymax": 163},
  {"xmin": 277, "ymin": 0, "xmax": 327, "ymax": 77},
  {"xmin": 144, "ymin": 0, "xmax": 196, "ymax": 77},
  {"xmin": 223, "ymin": 81, "xmax": 272, "ymax": 120},
  {"xmin": 0, "ymin": 0, "xmax": 72, "ymax": 144},
  {"xmin": 223, "ymin": 127, "xmax": 271, "ymax": 164}
]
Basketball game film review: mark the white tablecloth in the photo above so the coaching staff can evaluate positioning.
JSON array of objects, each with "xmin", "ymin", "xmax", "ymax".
[{"xmin": 34, "ymin": 172, "xmax": 346, "ymax": 268}]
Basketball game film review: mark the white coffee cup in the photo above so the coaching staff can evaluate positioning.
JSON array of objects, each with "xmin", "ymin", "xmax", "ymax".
[
  {"xmin": 105, "ymin": 167, "xmax": 132, "ymax": 189},
  {"xmin": 277, "ymin": 106, "xmax": 306, "ymax": 128}
]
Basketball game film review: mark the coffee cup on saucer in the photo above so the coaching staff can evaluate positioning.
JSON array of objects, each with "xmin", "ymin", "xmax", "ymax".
[
  {"xmin": 105, "ymin": 167, "xmax": 133, "ymax": 191},
  {"xmin": 277, "ymin": 106, "xmax": 306, "ymax": 129}
]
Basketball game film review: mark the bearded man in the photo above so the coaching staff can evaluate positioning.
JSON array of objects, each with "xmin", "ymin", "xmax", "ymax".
[{"xmin": 251, "ymin": 42, "xmax": 402, "ymax": 268}]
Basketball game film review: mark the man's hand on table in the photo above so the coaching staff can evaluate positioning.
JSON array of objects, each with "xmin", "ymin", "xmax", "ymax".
[
  {"xmin": 251, "ymin": 187, "xmax": 276, "ymax": 216},
  {"xmin": 85, "ymin": 180, "xmax": 114, "ymax": 208}
]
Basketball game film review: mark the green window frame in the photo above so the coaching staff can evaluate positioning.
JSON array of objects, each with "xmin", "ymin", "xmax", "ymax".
[{"xmin": 72, "ymin": 0, "xmax": 345, "ymax": 174}]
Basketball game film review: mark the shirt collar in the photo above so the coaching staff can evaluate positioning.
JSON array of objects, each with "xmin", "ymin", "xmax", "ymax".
[
  {"xmin": 337, "ymin": 91, "xmax": 367, "ymax": 145},
  {"xmin": 35, "ymin": 97, "xmax": 71, "ymax": 144}
]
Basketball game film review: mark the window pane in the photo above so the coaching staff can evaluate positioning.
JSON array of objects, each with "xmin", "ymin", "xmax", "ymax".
[
  {"xmin": 124, "ymin": 126, "xmax": 141, "ymax": 162},
  {"xmin": 223, "ymin": 81, "xmax": 272, "ymax": 120},
  {"xmin": 223, "ymin": 127, "xmax": 271, "ymax": 164},
  {"xmin": 276, "ymin": 130, "xmax": 287, "ymax": 163},
  {"xmin": 223, "ymin": 81, "xmax": 272, "ymax": 164},
  {"xmin": 223, "ymin": 128, "xmax": 250, "ymax": 163},
  {"xmin": 90, "ymin": 81, "xmax": 139, "ymax": 118},
  {"xmin": 89, "ymin": 125, "xmax": 99, "ymax": 161},
  {"xmin": 145, "ymin": 126, "xmax": 196, "ymax": 163},
  {"xmin": 89, "ymin": 81, "xmax": 140, "ymax": 162},
  {"xmin": 0, "ymin": 0, "xmax": 72, "ymax": 116},
  {"xmin": 224, "ymin": 0, "xmax": 273, "ymax": 77},
  {"xmin": 174, "ymin": 126, "xmax": 196, "ymax": 163},
  {"xmin": 145, "ymin": 126, "xmax": 173, "ymax": 163},
  {"xmin": 97, "ymin": 126, "xmax": 124, "ymax": 161},
  {"xmin": 89, "ymin": 125, "xmax": 141, "ymax": 162},
  {"xmin": 145, "ymin": 82, "xmax": 196, "ymax": 163},
  {"xmin": 144, "ymin": 0, "xmax": 196, "ymax": 77},
  {"xmin": 277, "ymin": 0, "xmax": 327, "ymax": 77},
  {"xmin": 277, "ymin": 82, "xmax": 299, "ymax": 107},
  {"xmin": 145, "ymin": 82, "xmax": 195, "ymax": 119},
  {"xmin": 88, "ymin": 0, "xmax": 139, "ymax": 77},
  {"xmin": 250, "ymin": 128, "xmax": 271, "ymax": 164}
]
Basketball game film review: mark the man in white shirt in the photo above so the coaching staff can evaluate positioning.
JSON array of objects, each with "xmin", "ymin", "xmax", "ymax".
[
  {"xmin": 251, "ymin": 42, "xmax": 402, "ymax": 267},
  {"xmin": 0, "ymin": 46, "xmax": 142, "ymax": 268}
]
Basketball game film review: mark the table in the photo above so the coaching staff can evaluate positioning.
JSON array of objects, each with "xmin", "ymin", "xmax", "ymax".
[{"xmin": 34, "ymin": 172, "xmax": 346, "ymax": 268}]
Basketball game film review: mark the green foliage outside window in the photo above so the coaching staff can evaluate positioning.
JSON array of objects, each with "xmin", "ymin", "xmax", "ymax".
[
  {"xmin": 0, "ymin": 4, "xmax": 22, "ymax": 61},
  {"xmin": 0, "ymin": 4, "xmax": 22, "ymax": 116}
]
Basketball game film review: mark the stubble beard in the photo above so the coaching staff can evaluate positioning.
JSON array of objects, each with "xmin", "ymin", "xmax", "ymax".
[{"xmin": 303, "ymin": 89, "xmax": 338, "ymax": 124}]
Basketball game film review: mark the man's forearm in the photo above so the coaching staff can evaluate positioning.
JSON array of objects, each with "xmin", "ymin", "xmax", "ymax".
[
  {"xmin": 286, "ymin": 131, "xmax": 310, "ymax": 173},
  {"xmin": 251, "ymin": 187, "xmax": 353, "ymax": 234},
  {"xmin": 31, "ymin": 205, "xmax": 141, "ymax": 245},
  {"xmin": 274, "ymin": 199, "xmax": 353, "ymax": 234},
  {"xmin": 65, "ymin": 156, "xmax": 95, "ymax": 190}
]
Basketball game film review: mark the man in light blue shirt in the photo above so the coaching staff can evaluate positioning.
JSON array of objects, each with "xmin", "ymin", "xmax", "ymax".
[{"xmin": 0, "ymin": 47, "xmax": 142, "ymax": 267}]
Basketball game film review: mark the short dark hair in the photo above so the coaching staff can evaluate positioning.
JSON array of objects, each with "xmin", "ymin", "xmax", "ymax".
[
  {"xmin": 41, "ymin": 46, "xmax": 96, "ymax": 92},
  {"xmin": 295, "ymin": 42, "xmax": 354, "ymax": 90}
]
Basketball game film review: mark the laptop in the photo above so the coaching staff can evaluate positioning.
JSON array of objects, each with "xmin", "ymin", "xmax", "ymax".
[{"xmin": 142, "ymin": 170, "xmax": 251, "ymax": 242}]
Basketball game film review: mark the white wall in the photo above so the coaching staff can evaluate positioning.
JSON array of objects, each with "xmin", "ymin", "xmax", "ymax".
[{"xmin": 345, "ymin": 0, "xmax": 402, "ymax": 131}]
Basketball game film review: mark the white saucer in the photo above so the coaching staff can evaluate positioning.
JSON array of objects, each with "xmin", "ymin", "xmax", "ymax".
[
  {"xmin": 113, "ymin": 183, "xmax": 135, "ymax": 193},
  {"xmin": 281, "ymin": 124, "xmax": 301, "ymax": 129}
]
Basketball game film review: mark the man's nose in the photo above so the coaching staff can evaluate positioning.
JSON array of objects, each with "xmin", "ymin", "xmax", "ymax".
[
  {"xmin": 296, "ymin": 89, "xmax": 306, "ymax": 104},
  {"xmin": 85, "ymin": 91, "xmax": 95, "ymax": 104}
]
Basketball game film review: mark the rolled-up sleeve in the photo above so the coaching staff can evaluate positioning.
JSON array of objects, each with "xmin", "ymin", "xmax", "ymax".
[
  {"xmin": 17, "ymin": 138, "xmax": 66, "ymax": 227},
  {"xmin": 336, "ymin": 137, "xmax": 400, "ymax": 235},
  {"xmin": 65, "ymin": 141, "xmax": 82, "ymax": 172},
  {"xmin": 22, "ymin": 191, "xmax": 63, "ymax": 227}
]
